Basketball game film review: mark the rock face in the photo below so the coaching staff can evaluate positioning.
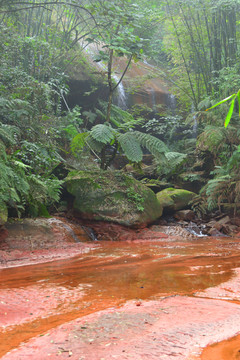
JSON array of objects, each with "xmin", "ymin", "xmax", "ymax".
[
  {"xmin": 65, "ymin": 170, "xmax": 163, "ymax": 227},
  {"xmin": 0, "ymin": 203, "xmax": 8, "ymax": 226},
  {"xmin": 174, "ymin": 209, "xmax": 196, "ymax": 221},
  {"xmin": 113, "ymin": 57, "xmax": 170, "ymax": 110},
  {"xmin": 156, "ymin": 188, "xmax": 197, "ymax": 214}
]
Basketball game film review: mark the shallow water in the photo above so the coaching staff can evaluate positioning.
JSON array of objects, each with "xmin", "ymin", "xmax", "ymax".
[{"xmin": 1, "ymin": 225, "xmax": 240, "ymax": 358}]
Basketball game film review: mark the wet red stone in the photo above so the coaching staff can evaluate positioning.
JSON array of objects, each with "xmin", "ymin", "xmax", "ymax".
[
  {"xmin": 2, "ymin": 297, "xmax": 240, "ymax": 360},
  {"xmin": 0, "ymin": 218, "xmax": 97, "ymax": 268},
  {"xmin": 200, "ymin": 333, "xmax": 240, "ymax": 360},
  {"xmin": 1, "ymin": 218, "xmax": 240, "ymax": 359},
  {"xmin": 87, "ymin": 221, "xmax": 169, "ymax": 241}
]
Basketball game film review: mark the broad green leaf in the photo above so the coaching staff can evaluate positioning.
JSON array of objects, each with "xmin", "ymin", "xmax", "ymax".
[
  {"xmin": 224, "ymin": 98, "xmax": 236, "ymax": 128},
  {"xmin": 118, "ymin": 133, "xmax": 143, "ymax": 162},
  {"xmin": 237, "ymin": 91, "xmax": 240, "ymax": 117},
  {"xmin": 206, "ymin": 94, "xmax": 236, "ymax": 111},
  {"xmin": 90, "ymin": 124, "xmax": 115, "ymax": 144}
]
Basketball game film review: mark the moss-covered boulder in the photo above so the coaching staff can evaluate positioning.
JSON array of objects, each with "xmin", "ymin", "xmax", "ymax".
[
  {"xmin": 156, "ymin": 188, "xmax": 197, "ymax": 214},
  {"xmin": 0, "ymin": 202, "xmax": 8, "ymax": 225},
  {"xmin": 65, "ymin": 170, "xmax": 163, "ymax": 227}
]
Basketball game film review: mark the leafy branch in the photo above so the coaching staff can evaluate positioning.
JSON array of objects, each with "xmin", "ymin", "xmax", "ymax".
[{"xmin": 206, "ymin": 90, "xmax": 240, "ymax": 128}]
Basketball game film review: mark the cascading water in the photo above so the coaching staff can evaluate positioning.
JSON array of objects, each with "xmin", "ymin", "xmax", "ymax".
[
  {"xmin": 150, "ymin": 88, "xmax": 156, "ymax": 112},
  {"xmin": 112, "ymin": 74, "xmax": 128, "ymax": 110},
  {"xmin": 85, "ymin": 44, "xmax": 128, "ymax": 110},
  {"xmin": 167, "ymin": 93, "xmax": 177, "ymax": 116},
  {"xmin": 191, "ymin": 103, "xmax": 198, "ymax": 138}
]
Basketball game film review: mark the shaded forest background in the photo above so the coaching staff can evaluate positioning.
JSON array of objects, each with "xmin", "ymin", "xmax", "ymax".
[{"xmin": 1, "ymin": 0, "xmax": 240, "ymax": 219}]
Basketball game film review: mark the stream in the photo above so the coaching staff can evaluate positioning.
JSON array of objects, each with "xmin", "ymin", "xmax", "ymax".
[{"xmin": 1, "ymin": 219, "xmax": 240, "ymax": 359}]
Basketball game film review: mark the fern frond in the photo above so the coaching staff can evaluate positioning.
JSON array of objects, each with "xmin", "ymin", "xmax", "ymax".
[
  {"xmin": 118, "ymin": 117, "xmax": 146, "ymax": 131},
  {"xmin": 165, "ymin": 152, "xmax": 187, "ymax": 166},
  {"xmin": 110, "ymin": 103, "xmax": 135, "ymax": 124},
  {"xmin": 0, "ymin": 97, "xmax": 32, "ymax": 111},
  {"xmin": 155, "ymin": 151, "xmax": 187, "ymax": 177},
  {"xmin": 0, "ymin": 123, "xmax": 19, "ymax": 146},
  {"xmin": 203, "ymin": 175, "xmax": 232, "ymax": 211},
  {"xmin": 0, "ymin": 140, "xmax": 6, "ymax": 159},
  {"xmin": 118, "ymin": 132, "xmax": 143, "ymax": 162},
  {"xmin": 95, "ymin": 108, "xmax": 106, "ymax": 120},
  {"xmin": 85, "ymin": 134, "xmax": 106, "ymax": 153},
  {"xmin": 133, "ymin": 131, "xmax": 168, "ymax": 160},
  {"xmin": 97, "ymin": 101, "xmax": 145, "ymax": 129},
  {"xmin": 28, "ymin": 175, "xmax": 63, "ymax": 204},
  {"xmin": 90, "ymin": 124, "xmax": 115, "ymax": 144},
  {"xmin": 71, "ymin": 132, "xmax": 88, "ymax": 155},
  {"xmin": 82, "ymin": 110, "xmax": 97, "ymax": 124},
  {"xmin": 197, "ymin": 126, "xmax": 226, "ymax": 153}
]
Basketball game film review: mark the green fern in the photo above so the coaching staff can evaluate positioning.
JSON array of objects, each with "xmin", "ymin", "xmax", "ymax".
[
  {"xmin": 133, "ymin": 131, "xmax": 168, "ymax": 160},
  {"xmin": 118, "ymin": 132, "xmax": 143, "ymax": 162},
  {"xmin": 82, "ymin": 110, "xmax": 97, "ymax": 124},
  {"xmin": 197, "ymin": 125, "xmax": 226, "ymax": 153},
  {"xmin": 155, "ymin": 151, "xmax": 187, "ymax": 177},
  {"xmin": 0, "ymin": 140, "xmax": 6, "ymax": 159},
  {"xmin": 28, "ymin": 175, "xmax": 62, "ymax": 205},
  {"xmin": 201, "ymin": 175, "xmax": 233, "ymax": 211},
  {"xmin": 165, "ymin": 151, "xmax": 187, "ymax": 166},
  {"xmin": 96, "ymin": 101, "xmax": 145, "ymax": 129},
  {"xmin": 86, "ymin": 134, "xmax": 106, "ymax": 153},
  {"xmin": 0, "ymin": 123, "xmax": 19, "ymax": 146},
  {"xmin": 71, "ymin": 132, "xmax": 88, "ymax": 155},
  {"xmin": 90, "ymin": 124, "xmax": 115, "ymax": 144},
  {"xmin": 226, "ymin": 146, "xmax": 240, "ymax": 173}
]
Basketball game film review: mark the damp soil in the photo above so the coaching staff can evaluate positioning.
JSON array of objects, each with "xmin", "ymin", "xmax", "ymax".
[{"xmin": 1, "ymin": 218, "xmax": 240, "ymax": 359}]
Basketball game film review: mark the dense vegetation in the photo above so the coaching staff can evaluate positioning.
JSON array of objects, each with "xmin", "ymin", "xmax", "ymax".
[{"xmin": 1, "ymin": 0, "xmax": 240, "ymax": 219}]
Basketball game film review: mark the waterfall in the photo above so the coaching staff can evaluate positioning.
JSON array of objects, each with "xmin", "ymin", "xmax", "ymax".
[
  {"xmin": 191, "ymin": 103, "xmax": 198, "ymax": 138},
  {"xmin": 150, "ymin": 88, "xmax": 156, "ymax": 112},
  {"xmin": 112, "ymin": 74, "xmax": 128, "ymax": 110},
  {"xmin": 85, "ymin": 44, "xmax": 128, "ymax": 110},
  {"xmin": 167, "ymin": 93, "xmax": 177, "ymax": 115}
]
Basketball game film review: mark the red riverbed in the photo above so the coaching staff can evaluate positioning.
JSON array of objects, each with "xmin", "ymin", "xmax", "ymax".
[{"xmin": 1, "ymin": 218, "xmax": 240, "ymax": 359}]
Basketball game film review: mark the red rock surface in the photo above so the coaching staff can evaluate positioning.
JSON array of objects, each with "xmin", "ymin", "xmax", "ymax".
[
  {"xmin": 0, "ymin": 218, "xmax": 97, "ymax": 268},
  {"xmin": 2, "ymin": 296, "xmax": 240, "ymax": 360},
  {"xmin": 1, "ymin": 218, "xmax": 240, "ymax": 359}
]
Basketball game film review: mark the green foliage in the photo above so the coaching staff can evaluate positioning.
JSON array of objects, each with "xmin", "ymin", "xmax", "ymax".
[
  {"xmin": 206, "ymin": 89, "xmax": 240, "ymax": 128},
  {"xmin": 159, "ymin": 0, "xmax": 240, "ymax": 109},
  {"xmin": 201, "ymin": 175, "xmax": 233, "ymax": 211},
  {"xmin": 155, "ymin": 151, "xmax": 188, "ymax": 179},
  {"xmin": 16, "ymin": 141, "xmax": 63, "ymax": 174},
  {"xmin": 200, "ymin": 146, "xmax": 240, "ymax": 213},
  {"xmin": 126, "ymin": 186, "xmax": 145, "ymax": 212},
  {"xmin": 90, "ymin": 100, "xmax": 145, "ymax": 129},
  {"xmin": 196, "ymin": 125, "xmax": 240, "ymax": 166},
  {"xmin": 71, "ymin": 104, "xmax": 171, "ymax": 169},
  {"xmin": 61, "ymin": 106, "xmax": 84, "ymax": 140},
  {"xmin": 118, "ymin": 132, "xmax": 143, "ymax": 163},
  {"xmin": 227, "ymin": 146, "xmax": 240, "ymax": 173},
  {"xmin": 133, "ymin": 131, "xmax": 168, "ymax": 161},
  {"xmin": 0, "ymin": 122, "xmax": 19, "ymax": 146},
  {"xmin": 0, "ymin": 144, "xmax": 63, "ymax": 217},
  {"xmin": 4, "ymin": 0, "xmax": 240, "ymax": 219},
  {"xmin": 90, "ymin": 124, "xmax": 115, "ymax": 144},
  {"xmin": 71, "ymin": 133, "xmax": 89, "ymax": 155},
  {"xmin": 197, "ymin": 126, "xmax": 226, "ymax": 153},
  {"xmin": 0, "ymin": 20, "xmax": 71, "ymax": 217}
]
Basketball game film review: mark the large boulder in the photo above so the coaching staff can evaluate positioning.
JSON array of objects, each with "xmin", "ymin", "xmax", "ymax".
[
  {"xmin": 156, "ymin": 188, "xmax": 197, "ymax": 214},
  {"xmin": 65, "ymin": 170, "xmax": 163, "ymax": 227},
  {"xmin": 0, "ymin": 202, "xmax": 8, "ymax": 226}
]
